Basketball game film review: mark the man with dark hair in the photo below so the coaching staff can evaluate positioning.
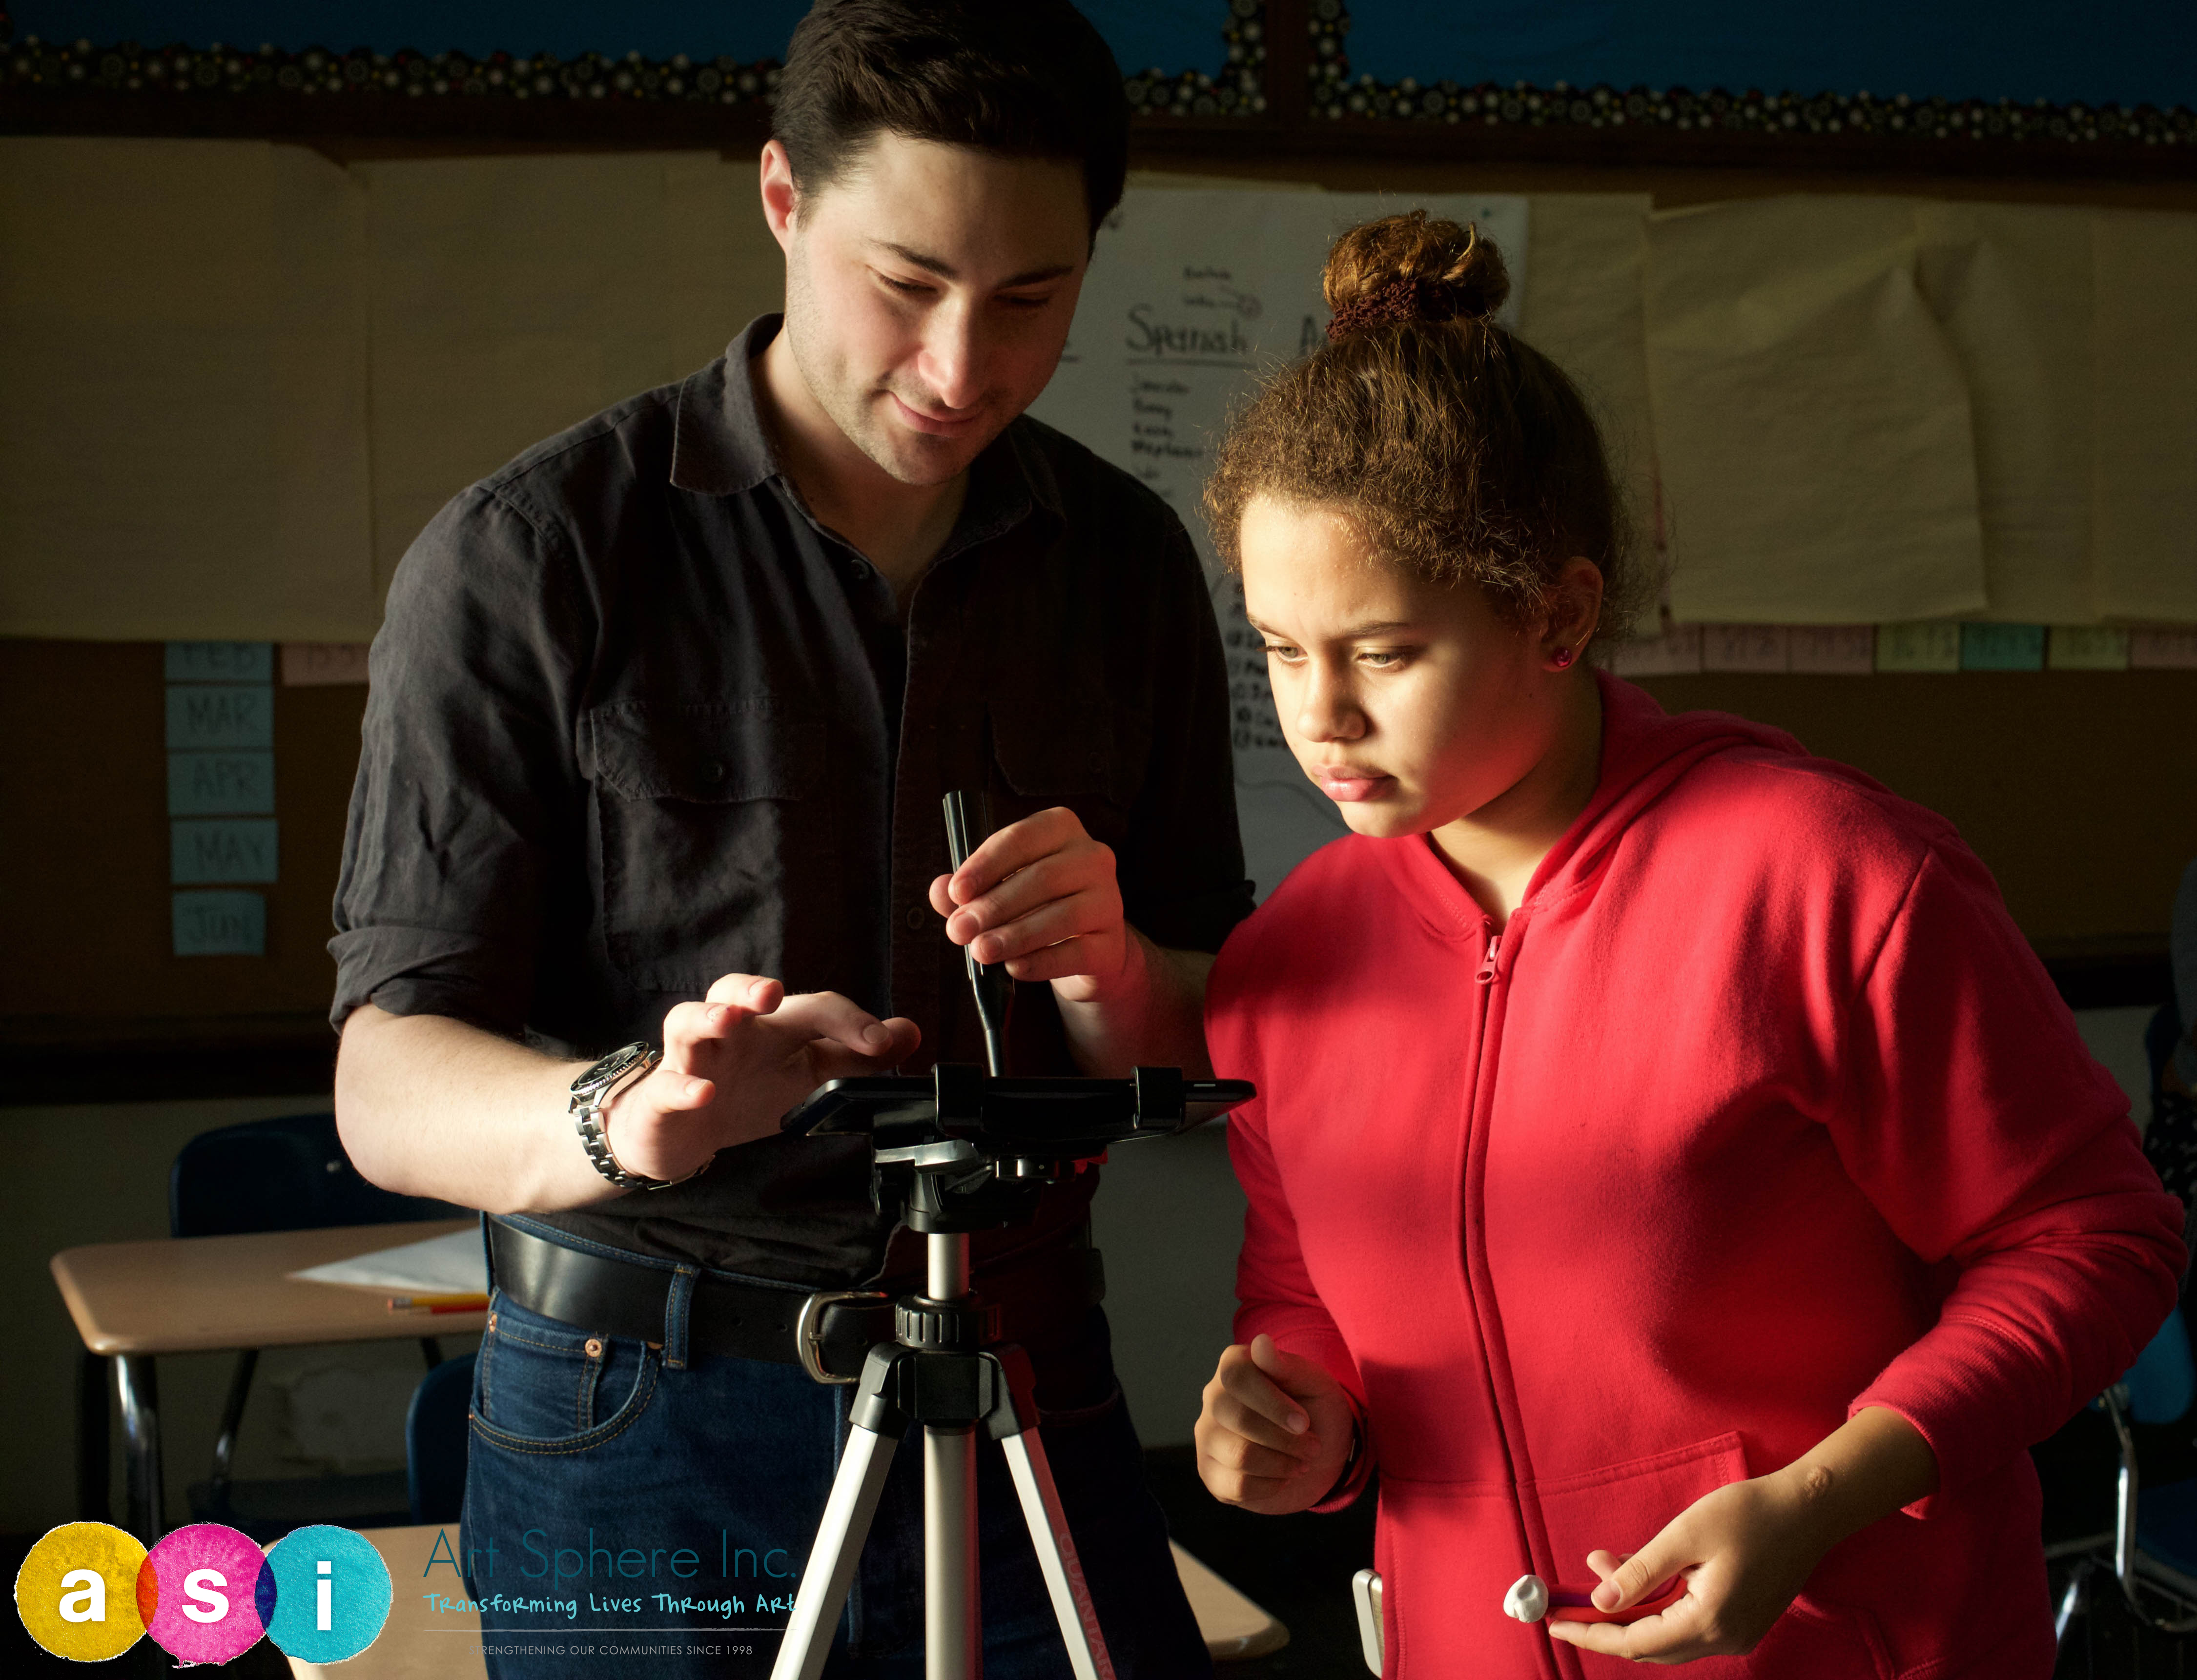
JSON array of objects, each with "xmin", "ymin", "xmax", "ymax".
[{"xmin": 331, "ymin": 1, "xmax": 1244, "ymax": 1675}]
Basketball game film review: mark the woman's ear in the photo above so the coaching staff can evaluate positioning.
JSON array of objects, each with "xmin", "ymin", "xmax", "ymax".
[{"xmin": 1540, "ymin": 558, "xmax": 1605, "ymax": 670}]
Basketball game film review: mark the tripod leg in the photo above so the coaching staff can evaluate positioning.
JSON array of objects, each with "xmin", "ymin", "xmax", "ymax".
[
  {"xmin": 926, "ymin": 1423, "xmax": 980, "ymax": 1680},
  {"xmin": 1001, "ymin": 1426, "xmax": 1116, "ymax": 1680},
  {"xmin": 771, "ymin": 1420, "xmax": 901, "ymax": 1680}
]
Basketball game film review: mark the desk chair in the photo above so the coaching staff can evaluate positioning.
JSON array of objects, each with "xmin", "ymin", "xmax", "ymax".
[
  {"xmin": 406, "ymin": 1352, "xmax": 476, "ymax": 1525},
  {"xmin": 164, "ymin": 1112, "xmax": 456, "ymax": 1533},
  {"xmin": 2052, "ymin": 1002, "xmax": 2197, "ymax": 1642}
]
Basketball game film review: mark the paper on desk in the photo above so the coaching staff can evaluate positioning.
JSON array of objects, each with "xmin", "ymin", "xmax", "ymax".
[{"xmin": 290, "ymin": 1227, "xmax": 487, "ymax": 1295}]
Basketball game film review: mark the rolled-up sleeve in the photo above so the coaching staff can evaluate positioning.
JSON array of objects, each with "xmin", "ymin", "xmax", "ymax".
[{"xmin": 329, "ymin": 485, "xmax": 589, "ymax": 1036}]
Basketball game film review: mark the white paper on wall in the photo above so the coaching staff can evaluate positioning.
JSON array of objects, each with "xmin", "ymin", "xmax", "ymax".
[
  {"xmin": 1915, "ymin": 201, "xmax": 2096, "ymax": 623},
  {"xmin": 1645, "ymin": 196, "xmax": 1987, "ymax": 626},
  {"xmin": 1027, "ymin": 185, "xmax": 1530, "ymax": 899},
  {"xmin": 2093, "ymin": 210, "xmax": 2197, "ymax": 624}
]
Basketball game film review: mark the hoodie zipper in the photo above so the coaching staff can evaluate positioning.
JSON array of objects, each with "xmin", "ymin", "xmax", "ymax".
[
  {"xmin": 1475, "ymin": 926, "xmax": 1501, "ymax": 983},
  {"xmin": 1462, "ymin": 916, "xmax": 1565, "ymax": 1679}
]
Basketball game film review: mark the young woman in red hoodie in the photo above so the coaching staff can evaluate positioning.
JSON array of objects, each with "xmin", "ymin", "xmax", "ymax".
[{"xmin": 1192, "ymin": 212, "xmax": 2183, "ymax": 1678}]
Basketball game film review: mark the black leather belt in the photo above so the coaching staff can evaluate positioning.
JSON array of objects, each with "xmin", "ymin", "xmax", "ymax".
[{"xmin": 486, "ymin": 1218, "xmax": 1106, "ymax": 1383}]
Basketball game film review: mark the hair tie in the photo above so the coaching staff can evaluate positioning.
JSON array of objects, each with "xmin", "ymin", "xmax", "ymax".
[{"xmin": 1326, "ymin": 277, "xmax": 1437, "ymax": 342}]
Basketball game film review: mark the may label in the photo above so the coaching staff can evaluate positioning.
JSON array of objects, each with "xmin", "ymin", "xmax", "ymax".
[{"xmin": 170, "ymin": 819, "xmax": 279, "ymax": 885}]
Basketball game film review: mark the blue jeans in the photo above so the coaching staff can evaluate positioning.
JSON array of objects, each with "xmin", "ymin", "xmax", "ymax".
[{"xmin": 461, "ymin": 1279, "xmax": 1210, "ymax": 1679}]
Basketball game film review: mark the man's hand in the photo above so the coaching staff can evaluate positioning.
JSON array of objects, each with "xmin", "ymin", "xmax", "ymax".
[
  {"xmin": 600, "ymin": 975, "xmax": 919, "ymax": 1183},
  {"xmin": 929, "ymin": 806, "xmax": 1131, "ymax": 1003},
  {"xmin": 1194, "ymin": 1334, "xmax": 1356, "ymax": 1515}
]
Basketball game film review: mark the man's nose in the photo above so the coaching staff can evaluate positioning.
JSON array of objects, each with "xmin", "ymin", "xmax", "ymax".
[{"xmin": 916, "ymin": 301, "xmax": 983, "ymax": 412}]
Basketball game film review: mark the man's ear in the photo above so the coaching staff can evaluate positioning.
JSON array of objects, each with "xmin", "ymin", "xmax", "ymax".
[
  {"xmin": 1540, "ymin": 557, "xmax": 1606, "ymax": 665},
  {"xmin": 759, "ymin": 139, "xmax": 800, "ymax": 252}
]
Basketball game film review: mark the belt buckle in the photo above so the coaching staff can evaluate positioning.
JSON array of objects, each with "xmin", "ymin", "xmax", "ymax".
[{"xmin": 796, "ymin": 1289, "xmax": 889, "ymax": 1385}]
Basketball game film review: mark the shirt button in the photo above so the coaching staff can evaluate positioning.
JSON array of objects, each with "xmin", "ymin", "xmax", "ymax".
[
  {"xmin": 706, "ymin": 759, "xmax": 727, "ymax": 781},
  {"xmin": 906, "ymin": 906, "xmax": 927, "ymax": 929}
]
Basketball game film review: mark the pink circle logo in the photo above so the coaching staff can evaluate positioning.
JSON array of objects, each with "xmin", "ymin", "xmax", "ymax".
[{"xmin": 141, "ymin": 1523, "xmax": 274, "ymax": 1666}]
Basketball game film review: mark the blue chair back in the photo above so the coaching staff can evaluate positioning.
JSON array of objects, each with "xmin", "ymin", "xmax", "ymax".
[
  {"xmin": 2126, "ymin": 1307, "xmax": 2197, "ymax": 1426},
  {"xmin": 407, "ymin": 1353, "xmax": 477, "ymax": 1525},
  {"xmin": 170, "ymin": 1112, "xmax": 454, "ymax": 1238}
]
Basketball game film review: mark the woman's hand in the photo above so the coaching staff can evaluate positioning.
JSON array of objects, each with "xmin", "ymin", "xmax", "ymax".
[
  {"xmin": 1542, "ymin": 1472, "xmax": 1837, "ymax": 1662},
  {"xmin": 1194, "ymin": 1334, "xmax": 1357, "ymax": 1514},
  {"xmin": 1546, "ymin": 1408, "xmax": 1935, "ymax": 1663}
]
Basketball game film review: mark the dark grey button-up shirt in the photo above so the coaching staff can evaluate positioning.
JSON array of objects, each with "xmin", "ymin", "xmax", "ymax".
[{"xmin": 331, "ymin": 317, "xmax": 1251, "ymax": 1287}]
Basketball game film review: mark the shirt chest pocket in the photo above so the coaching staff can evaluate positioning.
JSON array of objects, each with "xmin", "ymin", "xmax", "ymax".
[
  {"xmin": 986, "ymin": 690, "xmax": 1148, "ymax": 854},
  {"xmin": 584, "ymin": 698, "xmax": 829, "ymax": 994}
]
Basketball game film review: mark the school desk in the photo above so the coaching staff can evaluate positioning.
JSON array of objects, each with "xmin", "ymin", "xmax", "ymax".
[{"xmin": 50, "ymin": 1218, "xmax": 484, "ymax": 1542}]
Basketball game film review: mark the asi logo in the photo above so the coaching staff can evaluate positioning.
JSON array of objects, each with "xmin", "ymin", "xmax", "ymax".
[{"xmin": 14, "ymin": 1521, "xmax": 392, "ymax": 1664}]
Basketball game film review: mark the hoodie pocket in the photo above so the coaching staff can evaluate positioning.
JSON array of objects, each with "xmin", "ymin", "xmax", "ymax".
[
  {"xmin": 1530, "ymin": 1433, "xmax": 1892, "ymax": 1679},
  {"xmin": 1530, "ymin": 1431, "xmax": 1751, "ymax": 1586}
]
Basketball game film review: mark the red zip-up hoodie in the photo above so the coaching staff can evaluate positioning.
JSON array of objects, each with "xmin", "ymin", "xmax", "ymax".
[{"xmin": 1206, "ymin": 673, "xmax": 2182, "ymax": 1680}]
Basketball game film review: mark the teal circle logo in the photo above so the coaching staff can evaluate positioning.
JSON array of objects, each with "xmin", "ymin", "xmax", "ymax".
[{"xmin": 262, "ymin": 1525, "xmax": 392, "ymax": 1664}]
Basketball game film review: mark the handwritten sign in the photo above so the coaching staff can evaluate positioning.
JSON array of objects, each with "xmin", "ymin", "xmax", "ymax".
[
  {"xmin": 170, "ymin": 818, "xmax": 279, "ymax": 885},
  {"xmin": 1027, "ymin": 186, "xmax": 1530, "ymax": 897},
  {"xmin": 172, "ymin": 890, "xmax": 267, "ymax": 956},
  {"xmin": 280, "ymin": 642, "xmax": 372, "ymax": 686},
  {"xmin": 167, "ymin": 751, "xmax": 276, "ymax": 817},
  {"xmin": 165, "ymin": 684, "xmax": 274, "ymax": 751},
  {"xmin": 164, "ymin": 642, "xmax": 273, "ymax": 683},
  {"xmin": 1959, "ymin": 623, "xmax": 2047, "ymax": 671}
]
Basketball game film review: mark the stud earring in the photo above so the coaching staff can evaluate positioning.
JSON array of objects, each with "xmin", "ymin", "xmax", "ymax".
[{"xmin": 1552, "ymin": 645, "xmax": 1576, "ymax": 669}]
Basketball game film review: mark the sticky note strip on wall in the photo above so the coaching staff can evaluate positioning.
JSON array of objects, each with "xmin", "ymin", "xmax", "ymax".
[
  {"xmin": 1605, "ymin": 623, "xmax": 1703, "ymax": 676},
  {"xmin": 2131, "ymin": 628, "xmax": 2197, "ymax": 670},
  {"xmin": 167, "ymin": 751, "xmax": 275, "ymax": 816},
  {"xmin": 164, "ymin": 641, "xmax": 273, "ymax": 683},
  {"xmin": 1788, "ymin": 626, "xmax": 1876, "ymax": 674},
  {"xmin": 172, "ymin": 890, "xmax": 266, "ymax": 956},
  {"xmin": 1701, "ymin": 625, "xmax": 1790, "ymax": 674},
  {"xmin": 279, "ymin": 642, "xmax": 371, "ymax": 686},
  {"xmin": 2047, "ymin": 627, "xmax": 2131, "ymax": 671},
  {"xmin": 1960, "ymin": 623, "xmax": 2047, "ymax": 671},
  {"xmin": 165, "ymin": 684, "xmax": 273, "ymax": 750},
  {"xmin": 1876, "ymin": 622, "xmax": 1963, "ymax": 673},
  {"xmin": 171, "ymin": 818, "xmax": 279, "ymax": 884}
]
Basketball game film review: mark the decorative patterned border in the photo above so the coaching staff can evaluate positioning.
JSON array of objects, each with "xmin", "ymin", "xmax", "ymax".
[
  {"xmin": 1306, "ymin": 0, "xmax": 2196, "ymax": 151},
  {"xmin": 0, "ymin": 2, "xmax": 1265, "ymax": 118}
]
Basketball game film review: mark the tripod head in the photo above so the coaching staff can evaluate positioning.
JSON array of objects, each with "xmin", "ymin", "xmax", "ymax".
[
  {"xmin": 777, "ymin": 790, "xmax": 1254, "ymax": 1231},
  {"xmin": 783, "ymin": 1063, "xmax": 1253, "ymax": 1230}
]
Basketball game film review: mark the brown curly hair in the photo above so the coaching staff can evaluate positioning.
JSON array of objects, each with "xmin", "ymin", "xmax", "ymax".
[{"xmin": 1205, "ymin": 211, "xmax": 1641, "ymax": 644}]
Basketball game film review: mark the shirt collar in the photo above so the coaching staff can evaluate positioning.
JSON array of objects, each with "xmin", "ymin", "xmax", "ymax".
[{"xmin": 670, "ymin": 313, "xmax": 1065, "ymax": 535}]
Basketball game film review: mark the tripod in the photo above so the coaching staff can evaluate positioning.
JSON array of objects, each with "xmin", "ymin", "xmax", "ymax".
[
  {"xmin": 768, "ymin": 794, "xmax": 1252, "ymax": 1680},
  {"xmin": 768, "ymin": 1149, "xmax": 1114, "ymax": 1680}
]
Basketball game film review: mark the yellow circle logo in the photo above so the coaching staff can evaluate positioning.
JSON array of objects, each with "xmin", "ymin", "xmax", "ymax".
[{"xmin": 13, "ymin": 1521, "xmax": 148, "ymax": 1662}]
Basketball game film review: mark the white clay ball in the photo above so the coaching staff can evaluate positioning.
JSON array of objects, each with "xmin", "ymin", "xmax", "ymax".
[{"xmin": 1503, "ymin": 1574, "xmax": 1549, "ymax": 1623}]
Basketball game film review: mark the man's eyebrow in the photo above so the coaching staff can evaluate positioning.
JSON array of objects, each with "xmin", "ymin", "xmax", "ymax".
[{"xmin": 870, "ymin": 240, "xmax": 1074, "ymax": 288}]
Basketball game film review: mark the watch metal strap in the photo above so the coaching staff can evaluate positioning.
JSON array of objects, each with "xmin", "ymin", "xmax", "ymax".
[{"xmin": 571, "ymin": 1042, "xmax": 685, "ymax": 1189}]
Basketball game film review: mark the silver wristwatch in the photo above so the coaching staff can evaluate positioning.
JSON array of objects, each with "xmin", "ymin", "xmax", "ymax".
[{"xmin": 570, "ymin": 1041, "xmax": 701, "ymax": 1191}]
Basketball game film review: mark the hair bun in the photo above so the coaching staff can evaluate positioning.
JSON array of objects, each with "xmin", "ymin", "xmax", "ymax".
[{"xmin": 1323, "ymin": 211, "xmax": 1509, "ymax": 341}]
